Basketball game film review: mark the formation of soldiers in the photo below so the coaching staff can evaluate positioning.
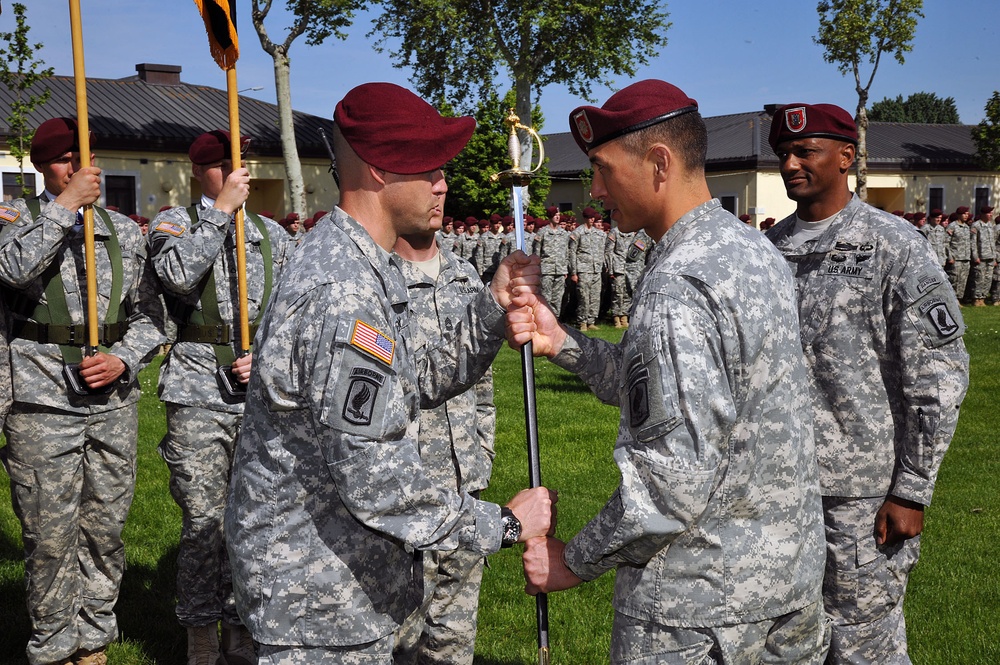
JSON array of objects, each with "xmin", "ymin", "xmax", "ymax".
[
  {"xmin": 901, "ymin": 205, "xmax": 999, "ymax": 305},
  {"xmin": 436, "ymin": 205, "xmax": 653, "ymax": 330}
]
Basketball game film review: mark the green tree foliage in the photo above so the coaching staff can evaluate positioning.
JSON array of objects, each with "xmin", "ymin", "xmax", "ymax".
[
  {"xmin": 815, "ymin": 0, "xmax": 924, "ymax": 201},
  {"xmin": 972, "ymin": 91, "xmax": 1000, "ymax": 171},
  {"xmin": 444, "ymin": 90, "xmax": 551, "ymax": 221},
  {"xmin": 0, "ymin": 2, "xmax": 53, "ymax": 196},
  {"xmin": 869, "ymin": 92, "xmax": 960, "ymax": 123},
  {"xmin": 251, "ymin": 0, "xmax": 364, "ymax": 215},
  {"xmin": 370, "ymin": 0, "xmax": 670, "ymax": 153}
]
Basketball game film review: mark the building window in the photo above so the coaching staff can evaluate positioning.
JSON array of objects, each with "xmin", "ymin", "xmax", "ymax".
[
  {"xmin": 974, "ymin": 187, "xmax": 990, "ymax": 214},
  {"xmin": 3, "ymin": 172, "xmax": 36, "ymax": 201},
  {"xmin": 104, "ymin": 175, "xmax": 137, "ymax": 215},
  {"xmin": 928, "ymin": 186, "xmax": 944, "ymax": 214},
  {"xmin": 718, "ymin": 195, "xmax": 737, "ymax": 215}
]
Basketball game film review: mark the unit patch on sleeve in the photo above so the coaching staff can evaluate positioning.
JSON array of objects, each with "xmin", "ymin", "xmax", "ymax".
[
  {"xmin": 342, "ymin": 366, "xmax": 386, "ymax": 426},
  {"xmin": 0, "ymin": 205, "xmax": 20, "ymax": 224},
  {"xmin": 350, "ymin": 319, "xmax": 395, "ymax": 366},
  {"xmin": 920, "ymin": 299, "xmax": 960, "ymax": 338},
  {"xmin": 154, "ymin": 220, "xmax": 185, "ymax": 237}
]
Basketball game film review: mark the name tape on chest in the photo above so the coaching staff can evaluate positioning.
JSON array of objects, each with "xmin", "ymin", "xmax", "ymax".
[
  {"xmin": 154, "ymin": 220, "xmax": 185, "ymax": 237},
  {"xmin": 350, "ymin": 319, "xmax": 395, "ymax": 366},
  {"xmin": 0, "ymin": 205, "xmax": 20, "ymax": 224}
]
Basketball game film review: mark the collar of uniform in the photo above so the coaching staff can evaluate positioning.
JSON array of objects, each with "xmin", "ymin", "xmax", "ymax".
[
  {"xmin": 770, "ymin": 194, "xmax": 863, "ymax": 256},
  {"xmin": 331, "ymin": 207, "xmax": 407, "ymax": 308},
  {"xmin": 39, "ymin": 190, "xmax": 114, "ymax": 237},
  {"xmin": 652, "ymin": 198, "xmax": 724, "ymax": 262}
]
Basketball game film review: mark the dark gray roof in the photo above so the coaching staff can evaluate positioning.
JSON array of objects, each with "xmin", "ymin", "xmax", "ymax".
[
  {"xmin": 0, "ymin": 67, "xmax": 334, "ymax": 158},
  {"xmin": 545, "ymin": 111, "xmax": 982, "ymax": 176}
]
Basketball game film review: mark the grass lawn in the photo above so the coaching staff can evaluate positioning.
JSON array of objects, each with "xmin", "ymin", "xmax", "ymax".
[{"xmin": 0, "ymin": 307, "xmax": 998, "ymax": 663}]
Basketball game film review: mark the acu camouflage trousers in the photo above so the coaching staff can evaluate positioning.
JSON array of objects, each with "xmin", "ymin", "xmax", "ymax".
[
  {"xmin": 393, "ymin": 548, "xmax": 486, "ymax": 665},
  {"xmin": 3, "ymin": 402, "xmax": 138, "ymax": 665},
  {"xmin": 159, "ymin": 403, "xmax": 243, "ymax": 627}
]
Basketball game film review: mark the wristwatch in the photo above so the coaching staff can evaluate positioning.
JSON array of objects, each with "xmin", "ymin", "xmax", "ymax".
[{"xmin": 500, "ymin": 507, "xmax": 522, "ymax": 548}]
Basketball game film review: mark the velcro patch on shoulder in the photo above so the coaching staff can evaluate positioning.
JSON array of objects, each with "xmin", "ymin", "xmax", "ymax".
[
  {"xmin": 154, "ymin": 220, "xmax": 185, "ymax": 237},
  {"xmin": 0, "ymin": 205, "xmax": 20, "ymax": 224},
  {"xmin": 350, "ymin": 320, "xmax": 395, "ymax": 366}
]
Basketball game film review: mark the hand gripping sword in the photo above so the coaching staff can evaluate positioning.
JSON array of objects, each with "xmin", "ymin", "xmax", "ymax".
[{"xmin": 490, "ymin": 109, "xmax": 549, "ymax": 665}]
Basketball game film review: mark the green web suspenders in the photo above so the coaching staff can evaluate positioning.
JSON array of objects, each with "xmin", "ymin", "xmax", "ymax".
[
  {"xmin": 169, "ymin": 206, "xmax": 273, "ymax": 367},
  {"xmin": 9, "ymin": 198, "xmax": 127, "ymax": 366}
]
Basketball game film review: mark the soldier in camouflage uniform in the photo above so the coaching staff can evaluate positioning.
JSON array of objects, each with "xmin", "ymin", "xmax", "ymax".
[
  {"xmin": 532, "ymin": 209, "xmax": 571, "ymax": 318},
  {"xmin": 391, "ymin": 225, "xmax": 496, "ymax": 665},
  {"xmin": 472, "ymin": 214, "xmax": 507, "ymax": 282},
  {"xmin": 224, "ymin": 82, "xmax": 554, "ymax": 665},
  {"xmin": 568, "ymin": 207, "xmax": 606, "ymax": 330},
  {"xmin": 925, "ymin": 209, "xmax": 948, "ymax": 267},
  {"xmin": 516, "ymin": 80, "xmax": 827, "ymax": 664},
  {"xmin": 0, "ymin": 118, "xmax": 166, "ymax": 665},
  {"xmin": 945, "ymin": 207, "xmax": 972, "ymax": 302},
  {"xmin": 147, "ymin": 130, "xmax": 292, "ymax": 665},
  {"xmin": 434, "ymin": 216, "xmax": 457, "ymax": 253},
  {"xmin": 500, "ymin": 215, "xmax": 535, "ymax": 260},
  {"xmin": 454, "ymin": 217, "xmax": 478, "ymax": 264},
  {"xmin": 765, "ymin": 103, "xmax": 968, "ymax": 665},
  {"xmin": 970, "ymin": 206, "xmax": 996, "ymax": 306},
  {"xmin": 604, "ymin": 223, "xmax": 635, "ymax": 328}
]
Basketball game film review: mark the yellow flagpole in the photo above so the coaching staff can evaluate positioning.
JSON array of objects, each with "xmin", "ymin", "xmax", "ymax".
[
  {"xmin": 68, "ymin": 0, "xmax": 99, "ymax": 354},
  {"xmin": 227, "ymin": 66, "xmax": 251, "ymax": 355}
]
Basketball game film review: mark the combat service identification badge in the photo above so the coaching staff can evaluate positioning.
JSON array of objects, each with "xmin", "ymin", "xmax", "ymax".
[
  {"xmin": 573, "ymin": 109, "xmax": 595, "ymax": 144},
  {"xmin": 921, "ymin": 301, "xmax": 959, "ymax": 338},
  {"xmin": 785, "ymin": 107, "xmax": 807, "ymax": 133},
  {"xmin": 342, "ymin": 367, "xmax": 386, "ymax": 426},
  {"xmin": 626, "ymin": 353, "xmax": 650, "ymax": 427}
]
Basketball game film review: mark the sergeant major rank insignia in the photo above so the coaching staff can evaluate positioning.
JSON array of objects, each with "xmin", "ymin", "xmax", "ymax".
[{"xmin": 343, "ymin": 367, "xmax": 386, "ymax": 426}]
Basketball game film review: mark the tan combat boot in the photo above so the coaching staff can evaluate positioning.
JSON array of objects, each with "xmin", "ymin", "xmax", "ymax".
[
  {"xmin": 75, "ymin": 650, "xmax": 107, "ymax": 665},
  {"xmin": 614, "ymin": 316, "xmax": 623, "ymax": 328},
  {"xmin": 187, "ymin": 624, "xmax": 221, "ymax": 665},
  {"xmin": 975, "ymin": 298, "xmax": 986, "ymax": 306},
  {"xmin": 622, "ymin": 315, "xmax": 629, "ymax": 328},
  {"xmin": 221, "ymin": 623, "xmax": 256, "ymax": 665},
  {"xmin": 579, "ymin": 322, "xmax": 589, "ymax": 332}
]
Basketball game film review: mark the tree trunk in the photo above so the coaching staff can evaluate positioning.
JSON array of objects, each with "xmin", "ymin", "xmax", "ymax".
[
  {"xmin": 271, "ymin": 48, "xmax": 308, "ymax": 217},
  {"xmin": 855, "ymin": 91, "xmax": 869, "ymax": 202}
]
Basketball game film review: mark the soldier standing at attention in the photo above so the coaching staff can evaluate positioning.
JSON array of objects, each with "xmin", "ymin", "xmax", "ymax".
[
  {"xmin": 532, "ymin": 207, "xmax": 570, "ymax": 319},
  {"xmin": 473, "ymin": 213, "xmax": 507, "ymax": 282},
  {"xmin": 925, "ymin": 209, "xmax": 948, "ymax": 268},
  {"xmin": 147, "ymin": 129, "xmax": 293, "ymax": 665},
  {"xmin": 971, "ymin": 205, "xmax": 996, "ymax": 306},
  {"xmin": 568, "ymin": 206, "xmax": 606, "ymax": 330},
  {"xmin": 391, "ymin": 217, "xmax": 497, "ymax": 665},
  {"xmin": 512, "ymin": 79, "xmax": 828, "ymax": 664},
  {"xmin": 765, "ymin": 103, "xmax": 968, "ymax": 664},
  {"xmin": 0, "ymin": 117, "xmax": 166, "ymax": 665},
  {"xmin": 945, "ymin": 206, "xmax": 972, "ymax": 302},
  {"xmin": 604, "ymin": 222, "xmax": 635, "ymax": 328},
  {"xmin": 224, "ymin": 82, "xmax": 555, "ymax": 664}
]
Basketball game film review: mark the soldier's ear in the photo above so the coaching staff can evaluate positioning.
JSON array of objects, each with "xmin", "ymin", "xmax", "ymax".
[{"xmin": 839, "ymin": 143, "xmax": 856, "ymax": 171}]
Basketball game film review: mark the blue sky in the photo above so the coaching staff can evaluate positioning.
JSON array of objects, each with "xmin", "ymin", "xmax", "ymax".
[{"xmin": 16, "ymin": 0, "xmax": 1000, "ymax": 131}]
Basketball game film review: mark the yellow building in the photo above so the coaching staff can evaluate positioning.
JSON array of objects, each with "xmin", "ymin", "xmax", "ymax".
[
  {"xmin": 546, "ymin": 108, "xmax": 1000, "ymax": 225},
  {"xmin": 0, "ymin": 63, "xmax": 339, "ymax": 220}
]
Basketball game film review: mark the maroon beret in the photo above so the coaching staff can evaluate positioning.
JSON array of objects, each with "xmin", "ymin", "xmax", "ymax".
[
  {"xmin": 303, "ymin": 216, "xmax": 317, "ymax": 229},
  {"xmin": 465, "ymin": 216, "xmax": 478, "ymax": 224},
  {"xmin": 159, "ymin": 205, "xmax": 173, "ymax": 212},
  {"xmin": 312, "ymin": 210, "xmax": 328, "ymax": 222},
  {"xmin": 189, "ymin": 130, "xmax": 250, "ymax": 165},
  {"xmin": 334, "ymin": 82, "xmax": 475, "ymax": 175},
  {"xmin": 31, "ymin": 117, "xmax": 82, "ymax": 164},
  {"xmin": 490, "ymin": 213, "xmax": 502, "ymax": 223},
  {"xmin": 260, "ymin": 210, "xmax": 275, "ymax": 219},
  {"xmin": 903, "ymin": 213, "xmax": 913, "ymax": 221},
  {"xmin": 739, "ymin": 214, "xmax": 752, "ymax": 222},
  {"xmin": 892, "ymin": 210, "xmax": 905, "ymax": 216},
  {"xmin": 582, "ymin": 206, "xmax": 600, "ymax": 219},
  {"xmin": 914, "ymin": 211, "xmax": 926, "ymax": 220},
  {"xmin": 443, "ymin": 216, "xmax": 453, "ymax": 224},
  {"xmin": 768, "ymin": 103, "xmax": 858, "ymax": 150},
  {"xmin": 948, "ymin": 212, "xmax": 959, "ymax": 221},
  {"xmin": 956, "ymin": 206, "xmax": 969, "ymax": 214},
  {"xmin": 981, "ymin": 206, "xmax": 994, "ymax": 214},
  {"xmin": 454, "ymin": 221, "xmax": 466, "ymax": 231},
  {"xmin": 546, "ymin": 206, "xmax": 559, "ymax": 218},
  {"xmin": 502, "ymin": 215, "xmax": 513, "ymax": 225},
  {"xmin": 569, "ymin": 79, "xmax": 698, "ymax": 153},
  {"xmin": 930, "ymin": 208, "xmax": 942, "ymax": 216},
  {"xmin": 278, "ymin": 217, "xmax": 294, "ymax": 228},
  {"xmin": 764, "ymin": 217, "xmax": 775, "ymax": 223}
]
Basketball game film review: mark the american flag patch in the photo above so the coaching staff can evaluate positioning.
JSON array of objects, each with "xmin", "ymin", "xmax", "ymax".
[
  {"xmin": 351, "ymin": 320, "xmax": 395, "ymax": 366},
  {"xmin": 154, "ymin": 220, "xmax": 185, "ymax": 236},
  {"xmin": 0, "ymin": 206, "xmax": 20, "ymax": 224}
]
